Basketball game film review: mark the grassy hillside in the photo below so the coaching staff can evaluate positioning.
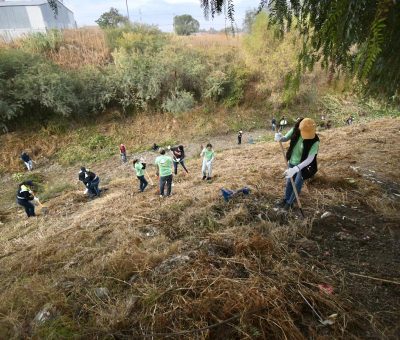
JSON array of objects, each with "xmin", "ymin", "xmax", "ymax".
[{"xmin": 0, "ymin": 118, "xmax": 399, "ymax": 338}]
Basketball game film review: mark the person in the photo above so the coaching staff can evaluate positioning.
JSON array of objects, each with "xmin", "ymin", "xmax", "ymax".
[
  {"xmin": 133, "ymin": 159, "xmax": 148, "ymax": 192},
  {"xmin": 238, "ymin": 130, "xmax": 243, "ymax": 145},
  {"xmin": 169, "ymin": 145, "xmax": 189, "ymax": 175},
  {"xmin": 83, "ymin": 169, "xmax": 101, "ymax": 198},
  {"xmin": 346, "ymin": 116, "xmax": 354, "ymax": 125},
  {"xmin": 279, "ymin": 116, "xmax": 288, "ymax": 132},
  {"xmin": 274, "ymin": 118, "xmax": 320, "ymax": 211},
  {"xmin": 200, "ymin": 143, "xmax": 215, "ymax": 180},
  {"xmin": 20, "ymin": 152, "xmax": 33, "ymax": 171},
  {"xmin": 16, "ymin": 180, "xmax": 37, "ymax": 217},
  {"xmin": 120, "ymin": 144, "xmax": 127, "ymax": 163},
  {"xmin": 271, "ymin": 117, "xmax": 277, "ymax": 131},
  {"xmin": 152, "ymin": 143, "xmax": 160, "ymax": 151},
  {"xmin": 155, "ymin": 148, "xmax": 173, "ymax": 197}
]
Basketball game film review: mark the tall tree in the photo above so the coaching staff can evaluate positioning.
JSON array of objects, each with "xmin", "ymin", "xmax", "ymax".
[
  {"xmin": 200, "ymin": 0, "xmax": 400, "ymax": 100},
  {"xmin": 242, "ymin": 8, "xmax": 258, "ymax": 33},
  {"xmin": 173, "ymin": 15, "xmax": 200, "ymax": 36},
  {"xmin": 95, "ymin": 8, "xmax": 129, "ymax": 29}
]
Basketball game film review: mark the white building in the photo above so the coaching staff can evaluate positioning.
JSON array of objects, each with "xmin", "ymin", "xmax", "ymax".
[{"xmin": 0, "ymin": 0, "xmax": 76, "ymax": 41}]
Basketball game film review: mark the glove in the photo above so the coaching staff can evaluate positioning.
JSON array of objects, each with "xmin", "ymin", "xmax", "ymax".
[
  {"xmin": 284, "ymin": 166, "xmax": 300, "ymax": 179},
  {"xmin": 274, "ymin": 132, "xmax": 283, "ymax": 142},
  {"xmin": 167, "ymin": 145, "xmax": 171, "ymax": 150},
  {"xmin": 34, "ymin": 197, "xmax": 39, "ymax": 202},
  {"xmin": 83, "ymin": 189, "xmax": 89, "ymax": 194}
]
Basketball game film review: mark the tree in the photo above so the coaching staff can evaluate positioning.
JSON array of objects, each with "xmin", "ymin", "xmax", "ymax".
[
  {"xmin": 242, "ymin": 9, "xmax": 258, "ymax": 33},
  {"xmin": 95, "ymin": 8, "xmax": 129, "ymax": 29},
  {"xmin": 173, "ymin": 15, "xmax": 200, "ymax": 36},
  {"xmin": 200, "ymin": 0, "xmax": 400, "ymax": 100}
]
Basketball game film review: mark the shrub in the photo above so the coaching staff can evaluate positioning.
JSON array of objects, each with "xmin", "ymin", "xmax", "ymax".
[
  {"xmin": 21, "ymin": 30, "xmax": 63, "ymax": 54},
  {"xmin": 162, "ymin": 90, "xmax": 196, "ymax": 115}
]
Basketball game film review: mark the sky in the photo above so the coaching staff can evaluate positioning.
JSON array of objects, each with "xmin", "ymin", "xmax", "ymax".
[{"xmin": 63, "ymin": 0, "xmax": 261, "ymax": 32}]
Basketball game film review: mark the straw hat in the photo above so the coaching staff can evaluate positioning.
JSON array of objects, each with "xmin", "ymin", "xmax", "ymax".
[{"xmin": 299, "ymin": 118, "xmax": 316, "ymax": 139}]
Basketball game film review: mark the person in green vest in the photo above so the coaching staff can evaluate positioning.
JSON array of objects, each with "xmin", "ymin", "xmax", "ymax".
[
  {"xmin": 200, "ymin": 143, "xmax": 215, "ymax": 180},
  {"xmin": 133, "ymin": 159, "xmax": 148, "ymax": 192},
  {"xmin": 274, "ymin": 118, "xmax": 320, "ymax": 210},
  {"xmin": 155, "ymin": 148, "xmax": 173, "ymax": 197}
]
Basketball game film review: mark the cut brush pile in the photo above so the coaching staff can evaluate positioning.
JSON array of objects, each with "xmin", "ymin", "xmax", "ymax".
[{"xmin": 0, "ymin": 119, "xmax": 400, "ymax": 339}]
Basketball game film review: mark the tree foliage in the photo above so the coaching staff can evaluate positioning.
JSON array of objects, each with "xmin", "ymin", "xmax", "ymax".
[
  {"xmin": 242, "ymin": 8, "xmax": 258, "ymax": 33},
  {"xmin": 201, "ymin": 0, "xmax": 400, "ymax": 100},
  {"xmin": 95, "ymin": 8, "xmax": 129, "ymax": 29},
  {"xmin": 173, "ymin": 15, "xmax": 200, "ymax": 36}
]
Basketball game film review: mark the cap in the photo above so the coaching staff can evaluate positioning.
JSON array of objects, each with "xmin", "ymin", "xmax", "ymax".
[{"xmin": 299, "ymin": 118, "xmax": 316, "ymax": 139}]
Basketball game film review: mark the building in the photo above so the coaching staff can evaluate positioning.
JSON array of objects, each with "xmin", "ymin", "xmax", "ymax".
[{"xmin": 0, "ymin": 0, "xmax": 76, "ymax": 41}]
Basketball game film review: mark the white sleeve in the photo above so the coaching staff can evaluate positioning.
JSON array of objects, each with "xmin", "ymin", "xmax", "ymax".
[{"xmin": 297, "ymin": 154, "xmax": 315, "ymax": 170}]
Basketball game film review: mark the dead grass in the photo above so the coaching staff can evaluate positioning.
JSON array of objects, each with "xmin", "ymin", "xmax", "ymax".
[{"xmin": 0, "ymin": 118, "xmax": 399, "ymax": 338}]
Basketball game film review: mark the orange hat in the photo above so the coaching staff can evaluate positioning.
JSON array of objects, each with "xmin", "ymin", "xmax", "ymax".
[{"xmin": 299, "ymin": 118, "xmax": 316, "ymax": 139}]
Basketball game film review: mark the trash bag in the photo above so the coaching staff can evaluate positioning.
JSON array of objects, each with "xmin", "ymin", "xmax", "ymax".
[{"xmin": 220, "ymin": 187, "xmax": 250, "ymax": 202}]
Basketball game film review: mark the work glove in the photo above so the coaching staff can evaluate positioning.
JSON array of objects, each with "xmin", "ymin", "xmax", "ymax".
[
  {"xmin": 274, "ymin": 132, "xmax": 283, "ymax": 142},
  {"xmin": 167, "ymin": 145, "xmax": 171, "ymax": 150},
  {"xmin": 34, "ymin": 197, "xmax": 39, "ymax": 202},
  {"xmin": 284, "ymin": 166, "xmax": 300, "ymax": 179},
  {"xmin": 83, "ymin": 189, "xmax": 89, "ymax": 194}
]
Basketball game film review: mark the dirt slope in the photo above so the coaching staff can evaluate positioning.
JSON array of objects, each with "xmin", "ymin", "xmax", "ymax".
[{"xmin": 0, "ymin": 118, "xmax": 399, "ymax": 339}]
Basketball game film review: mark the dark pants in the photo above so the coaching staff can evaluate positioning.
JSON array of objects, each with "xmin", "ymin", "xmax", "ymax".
[
  {"xmin": 17, "ymin": 199, "xmax": 35, "ymax": 217},
  {"xmin": 159, "ymin": 174, "xmax": 173, "ymax": 196},
  {"xmin": 137, "ymin": 175, "xmax": 148, "ymax": 192},
  {"xmin": 238, "ymin": 136, "xmax": 242, "ymax": 145},
  {"xmin": 173, "ymin": 160, "xmax": 188, "ymax": 175},
  {"xmin": 88, "ymin": 177, "xmax": 100, "ymax": 197}
]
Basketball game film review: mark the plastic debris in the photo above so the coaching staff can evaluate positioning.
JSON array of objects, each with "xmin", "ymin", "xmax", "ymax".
[
  {"xmin": 318, "ymin": 283, "xmax": 334, "ymax": 295},
  {"xmin": 220, "ymin": 187, "xmax": 250, "ymax": 202}
]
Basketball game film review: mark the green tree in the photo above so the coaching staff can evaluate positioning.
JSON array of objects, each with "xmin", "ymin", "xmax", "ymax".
[
  {"xmin": 95, "ymin": 8, "xmax": 129, "ymax": 29},
  {"xmin": 200, "ymin": 0, "xmax": 400, "ymax": 100},
  {"xmin": 173, "ymin": 15, "xmax": 200, "ymax": 36},
  {"xmin": 242, "ymin": 8, "xmax": 258, "ymax": 33}
]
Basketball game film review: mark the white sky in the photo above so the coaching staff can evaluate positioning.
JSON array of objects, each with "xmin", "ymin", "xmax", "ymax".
[{"xmin": 62, "ymin": 0, "xmax": 261, "ymax": 31}]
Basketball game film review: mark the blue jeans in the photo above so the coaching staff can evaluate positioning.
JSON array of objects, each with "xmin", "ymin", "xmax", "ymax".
[
  {"xmin": 284, "ymin": 164, "xmax": 304, "ymax": 205},
  {"xmin": 88, "ymin": 177, "xmax": 100, "ymax": 196},
  {"xmin": 137, "ymin": 175, "xmax": 148, "ymax": 192},
  {"xmin": 159, "ymin": 174, "xmax": 173, "ymax": 196},
  {"xmin": 17, "ymin": 199, "xmax": 35, "ymax": 217}
]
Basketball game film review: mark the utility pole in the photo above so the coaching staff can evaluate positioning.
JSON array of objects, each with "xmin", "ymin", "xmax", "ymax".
[{"xmin": 125, "ymin": 0, "xmax": 130, "ymax": 20}]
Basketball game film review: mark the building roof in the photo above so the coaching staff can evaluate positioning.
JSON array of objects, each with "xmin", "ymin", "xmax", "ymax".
[
  {"xmin": 0, "ymin": 0, "xmax": 73, "ymax": 13},
  {"xmin": 0, "ymin": 1, "xmax": 48, "ymax": 6}
]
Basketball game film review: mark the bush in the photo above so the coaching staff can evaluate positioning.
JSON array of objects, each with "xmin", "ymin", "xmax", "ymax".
[
  {"xmin": 21, "ymin": 30, "xmax": 63, "ymax": 54},
  {"xmin": 162, "ymin": 90, "xmax": 196, "ymax": 115}
]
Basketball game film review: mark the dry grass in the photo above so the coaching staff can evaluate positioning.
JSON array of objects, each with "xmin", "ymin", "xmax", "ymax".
[
  {"xmin": 173, "ymin": 33, "xmax": 242, "ymax": 49},
  {"xmin": 0, "ymin": 118, "xmax": 399, "ymax": 338},
  {"xmin": 47, "ymin": 28, "xmax": 110, "ymax": 69}
]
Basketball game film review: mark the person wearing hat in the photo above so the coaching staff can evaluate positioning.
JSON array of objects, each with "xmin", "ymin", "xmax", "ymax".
[
  {"xmin": 155, "ymin": 148, "xmax": 173, "ymax": 197},
  {"xmin": 16, "ymin": 181, "xmax": 37, "ymax": 217},
  {"xmin": 274, "ymin": 118, "xmax": 320, "ymax": 210}
]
